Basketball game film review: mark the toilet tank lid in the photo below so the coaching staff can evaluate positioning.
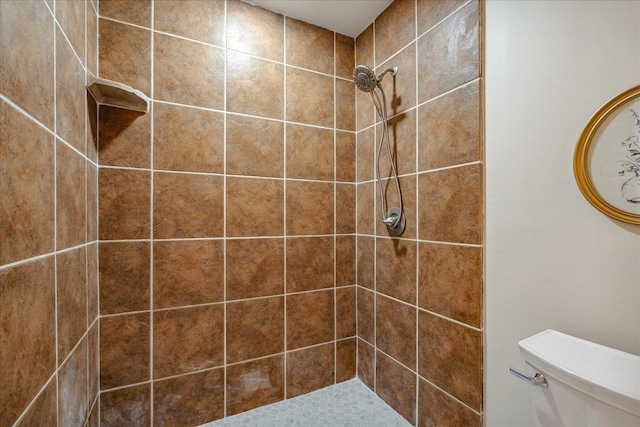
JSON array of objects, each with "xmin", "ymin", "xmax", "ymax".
[{"xmin": 518, "ymin": 329, "xmax": 640, "ymax": 417}]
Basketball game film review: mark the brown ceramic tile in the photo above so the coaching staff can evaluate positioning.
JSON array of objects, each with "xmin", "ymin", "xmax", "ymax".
[
  {"xmin": 154, "ymin": 33, "xmax": 224, "ymax": 109},
  {"xmin": 0, "ymin": 102, "xmax": 55, "ymax": 264},
  {"xmin": 0, "ymin": 1, "xmax": 54, "ymax": 128},
  {"xmin": 356, "ymin": 287, "xmax": 374, "ymax": 344},
  {"xmin": 88, "ymin": 404, "xmax": 99, "ymax": 427},
  {"xmin": 154, "ymin": 368, "xmax": 224, "ymax": 427},
  {"xmin": 56, "ymin": 28, "xmax": 86, "ymax": 153},
  {"xmin": 99, "ymin": 241, "xmax": 150, "ymax": 314},
  {"xmin": 57, "ymin": 140, "xmax": 86, "ymax": 250},
  {"xmin": 226, "ymin": 177, "xmax": 284, "ymax": 237},
  {"xmin": 418, "ymin": 164, "xmax": 482, "ymax": 244},
  {"xmin": 227, "ymin": 51, "xmax": 284, "ymax": 119},
  {"xmin": 336, "ymin": 338, "xmax": 357, "ymax": 383},
  {"xmin": 286, "ymin": 181, "xmax": 333, "ymax": 235},
  {"xmin": 155, "ymin": 0, "xmax": 224, "ymax": 46},
  {"xmin": 357, "ymin": 182, "xmax": 374, "ymax": 236},
  {"xmin": 286, "ymin": 290, "xmax": 334, "ymax": 350},
  {"xmin": 336, "ymin": 131, "xmax": 355, "ymax": 182},
  {"xmin": 355, "ymin": 24, "xmax": 373, "ymax": 68},
  {"xmin": 58, "ymin": 337, "xmax": 88, "ymax": 427},
  {"xmin": 286, "ymin": 237, "xmax": 334, "ymax": 292},
  {"xmin": 226, "ymin": 356, "xmax": 284, "ymax": 416},
  {"xmin": 357, "ymin": 127, "xmax": 374, "ymax": 182},
  {"xmin": 336, "ymin": 183, "xmax": 355, "ymax": 234},
  {"xmin": 376, "ymin": 351, "xmax": 417, "ymax": 425},
  {"xmin": 100, "ymin": 313, "xmax": 150, "ymax": 389},
  {"xmin": 337, "ymin": 286, "xmax": 356, "ymax": 339},
  {"xmin": 336, "ymin": 34, "xmax": 355, "ymax": 79},
  {"xmin": 226, "ymin": 115, "xmax": 284, "ymax": 178},
  {"xmin": 286, "ymin": 343, "xmax": 335, "ymax": 398},
  {"xmin": 375, "ymin": 0, "xmax": 415, "ymax": 66},
  {"xmin": 418, "ymin": 1, "xmax": 480, "ymax": 102},
  {"xmin": 377, "ymin": 95, "xmax": 417, "ymax": 176},
  {"xmin": 357, "ymin": 338, "xmax": 375, "ymax": 390},
  {"xmin": 336, "ymin": 79, "xmax": 356, "ymax": 131},
  {"xmin": 336, "ymin": 235, "xmax": 356, "ymax": 287},
  {"xmin": 88, "ymin": 323, "xmax": 99, "ymax": 409},
  {"xmin": 153, "ymin": 102, "xmax": 224, "ymax": 173},
  {"xmin": 100, "ymin": 384, "xmax": 151, "ymax": 427},
  {"xmin": 153, "ymin": 172, "xmax": 224, "ymax": 238},
  {"xmin": 418, "ymin": 378, "xmax": 481, "ymax": 427},
  {"xmin": 153, "ymin": 305, "xmax": 224, "ymax": 378},
  {"xmin": 86, "ymin": 93, "xmax": 99, "ymax": 163},
  {"xmin": 418, "ymin": 311, "xmax": 482, "ymax": 410},
  {"xmin": 0, "ymin": 257, "xmax": 55, "ymax": 426},
  {"xmin": 376, "ymin": 174, "xmax": 417, "ymax": 239},
  {"xmin": 154, "ymin": 240, "xmax": 224, "ymax": 308},
  {"xmin": 286, "ymin": 68, "xmax": 334, "ymax": 128},
  {"xmin": 57, "ymin": 0, "xmax": 86, "ymax": 62},
  {"xmin": 99, "ymin": 0, "xmax": 151, "ymax": 27},
  {"xmin": 418, "ymin": 242, "xmax": 482, "ymax": 327},
  {"xmin": 227, "ymin": 0, "xmax": 283, "ymax": 61},
  {"xmin": 86, "ymin": 4, "xmax": 98, "ymax": 75},
  {"xmin": 87, "ymin": 242, "xmax": 98, "ymax": 324},
  {"xmin": 57, "ymin": 247, "xmax": 87, "ymax": 362},
  {"xmin": 286, "ymin": 124, "xmax": 334, "ymax": 181},
  {"xmin": 356, "ymin": 85, "xmax": 375, "ymax": 131},
  {"xmin": 15, "ymin": 378, "xmax": 56, "ymax": 427},
  {"xmin": 376, "ymin": 295, "xmax": 416, "ymax": 369},
  {"xmin": 99, "ymin": 19, "xmax": 151, "ymax": 96},
  {"xmin": 226, "ymin": 238, "xmax": 284, "ymax": 300},
  {"xmin": 357, "ymin": 236, "xmax": 374, "ymax": 289},
  {"xmin": 418, "ymin": 80, "xmax": 481, "ymax": 171},
  {"xmin": 376, "ymin": 238, "xmax": 416, "ymax": 304},
  {"xmin": 98, "ymin": 168, "xmax": 150, "ymax": 240},
  {"xmin": 286, "ymin": 18, "xmax": 334, "ymax": 75},
  {"xmin": 417, "ymin": 0, "xmax": 469, "ymax": 36},
  {"xmin": 227, "ymin": 297, "xmax": 284, "ymax": 363},
  {"xmin": 98, "ymin": 105, "xmax": 151, "ymax": 168},
  {"xmin": 86, "ymin": 161, "xmax": 98, "ymax": 241}
]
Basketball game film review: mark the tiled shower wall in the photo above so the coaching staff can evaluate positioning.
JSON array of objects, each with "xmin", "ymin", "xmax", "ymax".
[
  {"xmin": 355, "ymin": 0, "xmax": 484, "ymax": 425},
  {"xmin": 1, "ymin": 0, "xmax": 100, "ymax": 426},
  {"xmin": 96, "ymin": 0, "xmax": 356, "ymax": 425}
]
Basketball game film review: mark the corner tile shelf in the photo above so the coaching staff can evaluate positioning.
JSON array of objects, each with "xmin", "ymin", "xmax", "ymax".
[{"xmin": 86, "ymin": 73, "xmax": 149, "ymax": 114}]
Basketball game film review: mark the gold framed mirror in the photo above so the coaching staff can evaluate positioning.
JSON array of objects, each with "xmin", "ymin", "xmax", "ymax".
[{"xmin": 574, "ymin": 85, "xmax": 640, "ymax": 224}]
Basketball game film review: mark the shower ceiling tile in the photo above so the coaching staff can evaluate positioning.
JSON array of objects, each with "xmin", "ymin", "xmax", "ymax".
[
  {"xmin": 226, "ymin": 115, "xmax": 284, "ymax": 178},
  {"xmin": 374, "ymin": 0, "xmax": 415, "ymax": 66},
  {"xmin": 153, "ymin": 103, "xmax": 224, "ymax": 173},
  {"xmin": 100, "ymin": 384, "xmax": 151, "ymax": 427},
  {"xmin": 98, "ymin": 105, "xmax": 151, "ymax": 168},
  {"xmin": 286, "ymin": 17, "xmax": 334, "ymax": 75},
  {"xmin": 336, "ymin": 33, "xmax": 355, "ymax": 80},
  {"xmin": 99, "ymin": 0, "xmax": 151, "ymax": 28},
  {"xmin": 98, "ymin": 168, "xmax": 151, "ymax": 240},
  {"xmin": 226, "ymin": 356, "xmax": 285, "ymax": 416},
  {"xmin": 153, "ymin": 368, "xmax": 224, "ymax": 426},
  {"xmin": 226, "ymin": 238, "xmax": 284, "ymax": 300},
  {"xmin": 286, "ymin": 343, "xmax": 335, "ymax": 398},
  {"xmin": 226, "ymin": 177, "xmax": 284, "ymax": 237},
  {"xmin": 227, "ymin": 0, "xmax": 284, "ymax": 62},
  {"xmin": 418, "ymin": 376, "xmax": 481, "ymax": 426},
  {"xmin": 56, "ymin": 247, "xmax": 87, "ymax": 363},
  {"xmin": 375, "ymin": 351, "xmax": 416, "ymax": 425},
  {"xmin": 286, "ymin": 290, "xmax": 334, "ymax": 350},
  {"xmin": 154, "ymin": 0, "xmax": 225, "ymax": 47},
  {"xmin": 154, "ymin": 33, "xmax": 224, "ymax": 110},
  {"xmin": 153, "ymin": 172, "xmax": 224, "ymax": 239},
  {"xmin": 286, "ymin": 181, "xmax": 334, "ymax": 235},
  {"xmin": 336, "ymin": 131, "xmax": 356, "ymax": 182},
  {"xmin": 99, "ymin": 242, "xmax": 150, "ymax": 315},
  {"xmin": 153, "ymin": 305, "xmax": 224, "ymax": 378},
  {"xmin": 286, "ymin": 67, "xmax": 334, "ymax": 128},
  {"xmin": 286, "ymin": 236, "xmax": 334, "ymax": 293},
  {"xmin": 153, "ymin": 240, "xmax": 224, "ymax": 308},
  {"xmin": 417, "ymin": 1, "xmax": 479, "ymax": 102},
  {"xmin": 286, "ymin": 124, "xmax": 334, "ymax": 181}
]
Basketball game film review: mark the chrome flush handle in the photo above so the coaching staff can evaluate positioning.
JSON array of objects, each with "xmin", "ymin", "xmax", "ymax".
[{"xmin": 509, "ymin": 368, "xmax": 549, "ymax": 388}]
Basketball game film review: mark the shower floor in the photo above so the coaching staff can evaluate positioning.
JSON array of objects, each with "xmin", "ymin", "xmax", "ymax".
[{"xmin": 200, "ymin": 378, "xmax": 411, "ymax": 427}]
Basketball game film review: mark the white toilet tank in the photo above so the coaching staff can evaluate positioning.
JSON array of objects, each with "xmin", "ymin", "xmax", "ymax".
[{"xmin": 517, "ymin": 330, "xmax": 640, "ymax": 427}]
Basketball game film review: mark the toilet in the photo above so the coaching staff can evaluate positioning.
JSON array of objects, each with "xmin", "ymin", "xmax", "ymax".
[{"xmin": 515, "ymin": 330, "xmax": 640, "ymax": 426}]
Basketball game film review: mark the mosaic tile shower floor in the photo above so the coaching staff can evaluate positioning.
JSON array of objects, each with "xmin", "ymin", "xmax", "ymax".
[{"xmin": 201, "ymin": 378, "xmax": 411, "ymax": 427}]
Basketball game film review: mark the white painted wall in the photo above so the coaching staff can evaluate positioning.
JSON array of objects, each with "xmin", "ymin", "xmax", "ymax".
[{"xmin": 485, "ymin": 1, "xmax": 640, "ymax": 426}]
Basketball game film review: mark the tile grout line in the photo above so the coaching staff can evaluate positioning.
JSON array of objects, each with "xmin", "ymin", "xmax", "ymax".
[
  {"xmin": 222, "ymin": 0, "xmax": 228, "ymax": 419},
  {"xmin": 282, "ymin": 12, "xmax": 288, "ymax": 402}
]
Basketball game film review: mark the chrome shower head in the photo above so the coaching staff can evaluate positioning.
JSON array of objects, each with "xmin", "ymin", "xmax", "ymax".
[{"xmin": 353, "ymin": 65, "xmax": 378, "ymax": 93}]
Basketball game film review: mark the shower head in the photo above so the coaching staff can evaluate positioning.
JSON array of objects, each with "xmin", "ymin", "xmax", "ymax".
[{"xmin": 353, "ymin": 65, "xmax": 378, "ymax": 93}]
